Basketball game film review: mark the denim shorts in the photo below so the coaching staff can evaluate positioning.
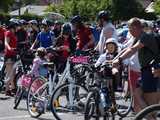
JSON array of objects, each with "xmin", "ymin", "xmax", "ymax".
[{"xmin": 141, "ymin": 66, "xmax": 158, "ymax": 93}]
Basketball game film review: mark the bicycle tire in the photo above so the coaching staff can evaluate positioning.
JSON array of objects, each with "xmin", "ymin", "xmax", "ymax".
[
  {"xmin": 51, "ymin": 82, "xmax": 88, "ymax": 120},
  {"xmin": 116, "ymin": 93, "xmax": 133, "ymax": 117},
  {"xmin": 85, "ymin": 91, "xmax": 114, "ymax": 120},
  {"xmin": 13, "ymin": 87, "xmax": 25, "ymax": 109},
  {"xmin": 134, "ymin": 104, "xmax": 160, "ymax": 120},
  {"xmin": 27, "ymin": 76, "xmax": 47, "ymax": 118},
  {"xmin": 84, "ymin": 91, "xmax": 99, "ymax": 120}
]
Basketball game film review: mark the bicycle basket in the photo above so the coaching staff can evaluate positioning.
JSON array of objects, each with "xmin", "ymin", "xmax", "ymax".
[{"xmin": 20, "ymin": 74, "xmax": 32, "ymax": 88}]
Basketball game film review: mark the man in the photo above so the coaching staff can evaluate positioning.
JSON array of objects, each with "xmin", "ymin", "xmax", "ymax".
[
  {"xmin": 4, "ymin": 22, "xmax": 18, "ymax": 96},
  {"xmin": 70, "ymin": 15, "xmax": 95, "ymax": 55},
  {"xmin": 95, "ymin": 10, "xmax": 118, "ymax": 54},
  {"xmin": 30, "ymin": 19, "xmax": 55, "ymax": 49},
  {"xmin": 113, "ymin": 18, "xmax": 160, "ymax": 110}
]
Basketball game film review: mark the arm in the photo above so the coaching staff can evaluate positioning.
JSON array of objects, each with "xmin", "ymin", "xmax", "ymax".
[
  {"xmin": 82, "ymin": 34, "xmax": 95, "ymax": 50},
  {"xmin": 30, "ymin": 39, "xmax": 38, "ymax": 50},
  {"xmin": 119, "ymin": 41, "xmax": 144, "ymax": 60},
  {"xmin": 5, "ymin": 36, "xmax": 11, "ymax": 50}
]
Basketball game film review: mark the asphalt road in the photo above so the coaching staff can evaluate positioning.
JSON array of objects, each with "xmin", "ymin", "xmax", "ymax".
[{"xmin": 0, "ymin": 93, "xmax": 135, "ymax": 120}]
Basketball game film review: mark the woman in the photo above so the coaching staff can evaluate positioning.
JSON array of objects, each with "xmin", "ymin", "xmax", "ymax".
[{"xmin": 54, "ymin": 23, "xmax": 76, "ymax": 73}]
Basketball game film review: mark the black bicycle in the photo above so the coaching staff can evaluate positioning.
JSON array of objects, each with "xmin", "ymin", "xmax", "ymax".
[
  {"xmin": 134, "ymin": 104, "xmax": 160, "ymax": 120},
  {"xmin": 84, "ymin": 62, "xmax": 133, "ymax": 120}
]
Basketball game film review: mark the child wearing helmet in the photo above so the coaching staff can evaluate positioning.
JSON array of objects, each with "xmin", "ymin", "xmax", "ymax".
[
  {"xmin": 30, "ymin": 47, "xmax": 48, "ymax": 77},
  {"xmin": 95, "ymin": 38, "xmax": 119, "ymax": 67}
]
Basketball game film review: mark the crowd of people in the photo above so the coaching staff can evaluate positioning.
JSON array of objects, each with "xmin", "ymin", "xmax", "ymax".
[{"xmin": 0, "ymin": 10, "xmax": 160, "ymax": 118}]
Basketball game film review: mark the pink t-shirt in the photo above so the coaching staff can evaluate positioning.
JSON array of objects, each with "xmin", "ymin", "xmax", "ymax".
[{"xmin": 31, "ymin": 57, "xmax": 47, "ymax": 77}]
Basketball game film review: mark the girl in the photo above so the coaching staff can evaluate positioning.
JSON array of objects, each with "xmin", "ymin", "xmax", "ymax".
[{"xmin": 30, "ymin": 47, "xmax": 48, "ymax": 78}]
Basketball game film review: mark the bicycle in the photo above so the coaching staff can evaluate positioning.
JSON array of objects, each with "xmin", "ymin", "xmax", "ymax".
[
  {"xmin": 50, "ymin": 56, "xmax": 90, "ymax": 120},
  {"xmin": 134, "ymin": 104, "xmax": 160, "ymax": 120},
  {"xmin": 84, "ymin": 61, "xmax": 133, "ymax": 120},
  {"xmin": 13, "ymin": 47, "xmax": 34, "ymax": 109}
]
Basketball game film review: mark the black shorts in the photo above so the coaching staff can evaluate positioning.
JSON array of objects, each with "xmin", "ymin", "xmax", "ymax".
[{"xmin": 141, "ymin": 66, "xmax": 159, "ymax": 93}]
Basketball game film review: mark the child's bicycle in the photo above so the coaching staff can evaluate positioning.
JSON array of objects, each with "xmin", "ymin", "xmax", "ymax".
[{"xmin": 84, "ymin": 61, "xmax": 133, "ymax": 120}]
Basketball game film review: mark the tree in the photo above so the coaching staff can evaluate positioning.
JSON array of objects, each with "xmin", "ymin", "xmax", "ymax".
[
  {"xmin": 45, "ymin": 0, "xmax": 144, "ymax": 21},
  {"xmin": 154, "ymin": 0, "xmax": 160, "ymax": 15},
  {"xmin": 110, "ymin": 0, "xmax": 143, "ymax": 20},
  {"xmin": 0, "ymin": 0, "xmax": 14, "ymax": 12}
]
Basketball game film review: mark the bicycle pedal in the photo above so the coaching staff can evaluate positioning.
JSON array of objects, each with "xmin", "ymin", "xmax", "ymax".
[
  {"xmin": 53, "ymin": 100, "xmax": 60, "ymax": 107},
  {"xmin": 109, "ymin": 105, "xmax": 117, "ymax": 113},
  {"xmin": 31, "ymin": 106, "xmax": 37, "ymax": 113}
]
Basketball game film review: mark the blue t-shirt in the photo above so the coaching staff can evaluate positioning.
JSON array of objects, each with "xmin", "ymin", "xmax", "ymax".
[
  {"xmin": 90, "ymin": 26, "xmax": 101, "ymax": 45},
  {"xmin": 37, "ymin": 31, "xmax": 55, "ymax": 48}
]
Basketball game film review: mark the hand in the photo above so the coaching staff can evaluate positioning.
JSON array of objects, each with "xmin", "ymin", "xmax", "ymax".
[
  {"xmin": 59, "ymin": 46, "xmax": 69, "ymax": 51},
  {"xmin": 112, "ymin": 59, "xmax": 120, "ymax": 68}
]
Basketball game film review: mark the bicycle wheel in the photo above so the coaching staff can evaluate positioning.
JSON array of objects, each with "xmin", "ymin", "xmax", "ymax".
[
  {"xmin": 72, "ymin": 64, "xmax": 93, "ymax": 89},
  {"xmin": 27, "ymin": 76, "xmax": 47, "ymax": 118},
  {"xmin": 116, "ymin": 81, "xmax": 133, "ymax": 117},
  {"xmin": 13, "ymin": 86, "xmax": 25, "ymax": 109},
  {"xmin": 134, "ymin": 104, "xmax": 160, "ymax": 120},
  {"xmin": 84, "ymin": 91, "xmax": 99, "ymax": 120},
  {"xmin": 85, "ymin": 91, "xmax": 115, "ymax": 120},
  {"xmin": 51, "ymin": 82, "xmax": 88, "ymax": 120}
]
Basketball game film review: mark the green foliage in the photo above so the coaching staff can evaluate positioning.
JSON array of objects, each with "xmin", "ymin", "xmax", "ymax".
[
  {"xmin": 0, "ymin": 0, "xmax": 14, "ymax": 12},
  {"xmin": 45, "ymin": 0, "xmax": 145, "ymax": 21},
  {"xmin": 111, "ymin": 0, "xmax": 143, "ymax": 20},
  {"xmin": 154, "ymin": 0, "xmax": 160, "ymax": 15}
]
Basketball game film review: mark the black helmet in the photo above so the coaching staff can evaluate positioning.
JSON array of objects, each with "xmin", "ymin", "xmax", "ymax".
[
  {"xmin": 41, "ymin": 19, "xmax": 52, "ymax": 26},
  {"xmin": 9, "ymin": 18, "xmax": 20, "ymax": 27},
  {"xmin": 62, "ymin": 23, "xmax": 71, "ymax": 34},
  {"xmin": 71, "ymin": 15, "xmax": 82, "ymax": 24},
  {"xmin": 8, "ymin": 22, "xmax": 19, "ymax": 29},
  {"xmin": 97, "ymin": 10, "xmax": 110, "ymax": 21},
  {"xmin": 28, "ymin": 20, "xmax": 38, "ymax": 25},
  {"xmin": 19, "ymin": 19, "xmax": 27, "ymax": 25}
]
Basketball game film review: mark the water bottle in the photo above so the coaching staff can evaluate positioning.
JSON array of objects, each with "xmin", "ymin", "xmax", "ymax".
[{"xmin": 100, "ymin": 89, "xmax": 107, "ymax": 109}]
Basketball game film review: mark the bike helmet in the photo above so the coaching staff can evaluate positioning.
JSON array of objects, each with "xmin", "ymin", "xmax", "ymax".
[
  {"xmin": 28, "ymin": 20, "xmax": 38, "ymax": 25},
  {"xmin": 105, "ymin": 38, "xmax": 118, "ymax": 52},
  {"xmin": 19, "ymin": 19, "xmax": 28, "ymax": 25},
  {"xmin": 70, "ymin": 15, "xmax": 82, "ymax": 24},
  {"xmin": 62, "ymin": 23, "xmax": 71, "ymax": 34},
  {"xmin": 97, "ymin": 10, "xmax": 110, "ymax": 21},
  {"xmin": 9, "ymin": 18, "xmax": 20, "ymax": 27},
  {"xmin": 7, "ymin": 22, "xmax": 19, "ymax": 29},
  {"xmin": 41, "ymin": 19, "xmax": 52, "ymax": 26}
]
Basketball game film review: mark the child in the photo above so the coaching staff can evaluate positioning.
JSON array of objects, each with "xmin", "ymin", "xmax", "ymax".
[
  {"xmin": 95, "ymin": 38, "xmax": 121, "ymax": 110},
  {"xmin": 95, "ymin": 38, "xmax": 119, "ymax": 67},
  {"xmin": 30, "ymin": 47, "xmax": 48, "ymax": 78}
]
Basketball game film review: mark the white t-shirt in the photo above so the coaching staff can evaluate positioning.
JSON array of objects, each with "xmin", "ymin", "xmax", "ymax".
[
  {"xmin": 123, "ymin": 35, "xmax": 141, "ymax": 72},
  {"xmin": 96, "ymin": 22, "xmax": 118, "ymax": 54}
]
